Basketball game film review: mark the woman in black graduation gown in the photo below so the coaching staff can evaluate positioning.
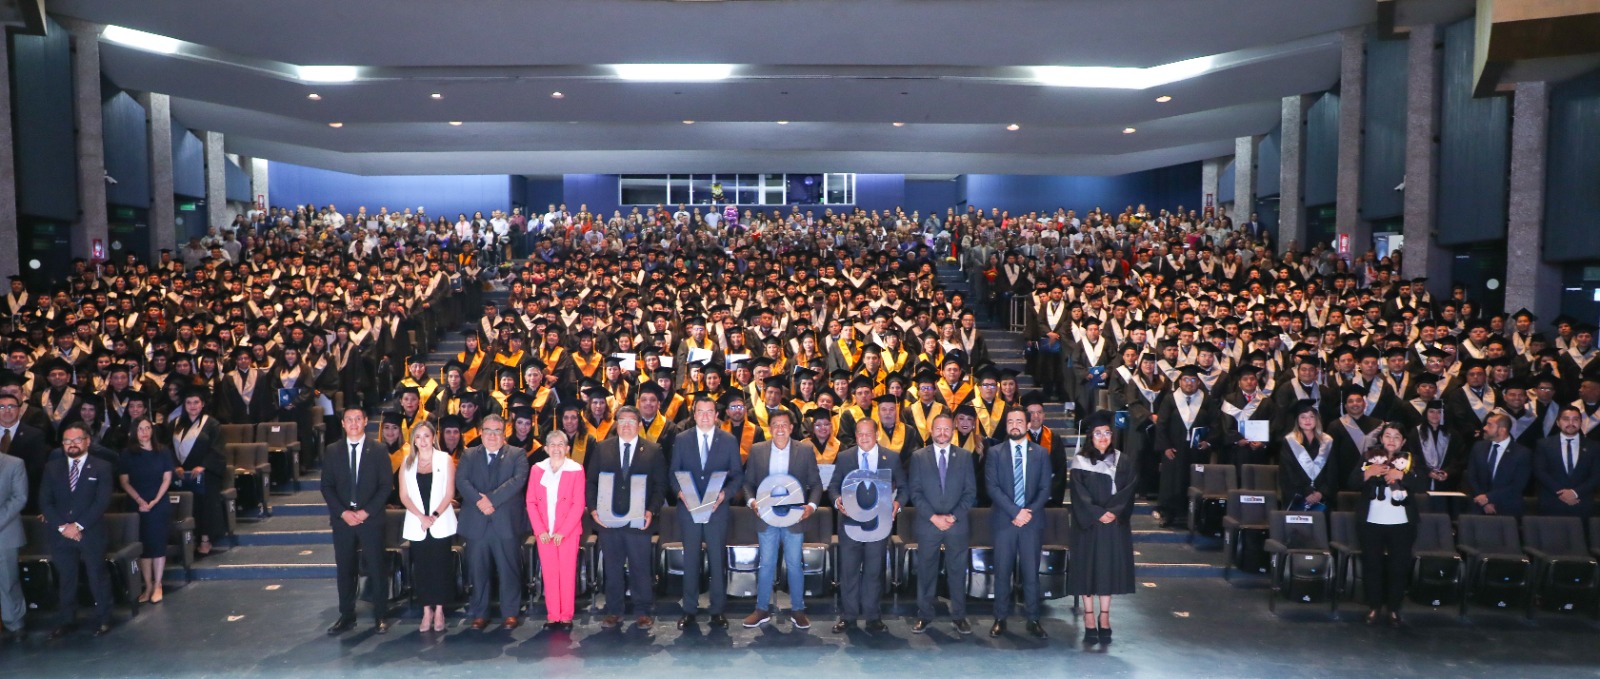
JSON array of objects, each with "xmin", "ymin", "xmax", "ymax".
[
  {"xmin": 169, "ymin": 388, "xmax": 227, "ymax": 556},
  {"xmin": 1066, "ymin": 412, "xmax": 1137, "ymax": 645},
  {"xmin": 1350, "ymin": 422, "xmax": 1428, "ymax": 627},
  {"xmin": 1121, "ymin": 352, "xmax": 1168, "ymax": 498},
  {"xmin": 1277, "ymin": 399, "xmax": 1339, "ymax": 511}
]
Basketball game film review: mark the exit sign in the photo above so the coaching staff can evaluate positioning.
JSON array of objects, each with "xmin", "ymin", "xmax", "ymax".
[{"xmin": 178, "ymin": 202, "xmax": 197, "ymax": 212}]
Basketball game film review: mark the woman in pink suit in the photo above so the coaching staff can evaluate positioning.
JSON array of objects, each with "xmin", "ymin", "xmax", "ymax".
[{"xmin": 526, "ymin": 430, "xmax": 585, "ymax": 630}]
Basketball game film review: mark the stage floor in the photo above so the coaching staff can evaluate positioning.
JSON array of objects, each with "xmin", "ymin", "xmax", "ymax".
[{"xmin": 5, "ymin": 577, "xmax": 1598, "ymax": 678}]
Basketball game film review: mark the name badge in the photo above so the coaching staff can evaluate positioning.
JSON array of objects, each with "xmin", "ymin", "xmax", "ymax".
[
  {"xmin": 169, "ymin": 494, "xmax": 181, "ymax": 504},
  {"xmin": 1193, "ymin": 464, "xmax": 1205, "ymax": 473},
  {"xmin": 1241, "ymin": 495, "xmax": 1266, "ymax": 504},
  {"xmin": 1286, "ymin": 514, "xmax": 1313, "ymax": 524}
]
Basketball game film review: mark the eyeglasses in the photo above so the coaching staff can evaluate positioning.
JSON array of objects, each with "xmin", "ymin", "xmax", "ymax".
[
  {"xmin": 63, "ymin": 436, "xmax": 88, "ymax": 444},
  {"xmin": 481, "ymin": 428, "xmax": 504, "ymax": 435},
  {"xmin": 0, "ymin": 405, "xmax": 15, "ymax": 411}
]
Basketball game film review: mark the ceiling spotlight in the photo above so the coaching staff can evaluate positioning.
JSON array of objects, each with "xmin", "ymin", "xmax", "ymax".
[
  {"xmin": 327, "ymin": 122, "xmax": 343, "ymax": 128},
  {"xmin": 306, "ymin": 93, "xmax": 321, "ymax": 101},
  {"xmin": 1123, "ymin": 127, "xmax": 1137, "ymax": 134},
  {"xmin": 1006, "ymin": 123, "xmax": 1020, "ymax": 131},
  {"xmin": 449, "ymin": 121, "xmax": 463, "ymax": 126},
  {"xmin": 892, "ymin": 122, "xmax": 905, "ymax": 127},
  {"xmin": 430, "ymin": 93, "xmax": 443, "ymax": 100},
  {"xmin": 612, "ymin": 64, "xmax": 733, "ymax": 81},
  {"xmin": 550, "ymin": 91, "xmax": 564, "ymax": 99},
  {"xmin": 1155, "ymin": 95, "xmax": 1172, "ymax": 103},
  {"xmin": 777, "ymin": 121, "xmax": 789, "ymax": 125},
  {"xmin": 682, "ymin": 120, "xmax": 695, "ymax": 125}
]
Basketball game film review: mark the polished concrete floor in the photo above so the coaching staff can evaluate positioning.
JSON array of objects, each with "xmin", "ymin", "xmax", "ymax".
[{"xmin": 5, "ymin": 577, "xmax": 1599, "ymax": 679}]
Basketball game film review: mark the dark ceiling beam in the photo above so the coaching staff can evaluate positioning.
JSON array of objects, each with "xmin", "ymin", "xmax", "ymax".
[{"xmin": 1474, "ymin": 0, "xmax": 1600, "ymax": 95}]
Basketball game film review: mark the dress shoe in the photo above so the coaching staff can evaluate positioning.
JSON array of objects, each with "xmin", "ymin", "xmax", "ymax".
[
  {"xmin": 49, "ymin": 625, "xmax": 75, "ymax": 640},
  {"xmin": 1388, "ymin": 612, "xmax": 1403, "ymax": 628},
  {"xmin": 1025, "ymin": 620, "xmax": 1047, "ymax": 639},
  {"xmin": 832, "ymin": 619, "xmax": 855, "ymax": 634},
  {"xmin": 1083, "ymin": 627, "xmax": 1099, "ymax": 644},
  {"xmin": 1364, "ymin": 609, "xmax": 1380, "ymax": 625},
  {"xmin": 138, "ymin": 591, "xmax": 151, "ymax": 604},
  {"xmin": 953, "ymin": 618, "xmax": 972, "ymax": 635},
  {"xmin": 543, "ymin": 621, "xmax": 560, "ymax": 631},
  {"xmin": 503, "ymin": 617, "xmax": 521, "ymax": 631},
  {"xmin": 636, "ymin": 615, "xmax": 654, "ymax": 628},
  {"xmin": 912, "ymin": 619, "xmax": 930, "ymax": 634},
  {"xmin": 743, "ymin": 609, "xmax": 771, "ymax": 628},
  {"xmin": 989, "ymin": 620, "xmax": 1006, "ymax": 637},
  {"xmin": 92, "ymin": 624, "xmax": 113, "ymax": 638},
  {"xmin": 709, "ymin": 614, "xmax": 728, "ymax": 628},
  {"xmin": 373, "ymin": 619, "xmax": 390, "ymax": 635},
  {"xmin": 560, "ymin": 621, "xmax": 575, "ymax": 631},
  {"xmin": 789, "ymin": 611, "xmax": 811, "ymax": 630},
  {"xmin": 151, "ymin": 586, "xmax": 164, "ymax": 604},
  {"xmin": 1098, "ymin": 627, "xmax": 1112, "ymax": 644},
  {"xmin": 601, "ymin": 615, "xmax": 622, "ymax": 628},
  {"xmin": 677, "ymin": 614, "xmax": 697, "ymax": 630},
  {"xmin": 469, "ymin": 618, "xmax": 489, "ymax": 631},
  {"xmin": 326, "ymin": 616, "xmax": 356, "ymax": 635},
  {"xmin": 865, "ymin": 619, "xmax": 887, "ymax": 633}
]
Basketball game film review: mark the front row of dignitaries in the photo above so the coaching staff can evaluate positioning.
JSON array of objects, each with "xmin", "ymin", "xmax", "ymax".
[{"xmin": 317, "ymin": 404, "xmax": 1141, "ymax": 639}]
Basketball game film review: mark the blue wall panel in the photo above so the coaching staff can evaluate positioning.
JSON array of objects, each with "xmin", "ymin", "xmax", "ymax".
[
  {"xmin": 225, "ymin": 159, "xmax": 252, "ymax": 204},
  {"xmin": 961, "ymin": 163, "xmax": 1201, "ymax": 215},
  {"xmin": 1361, "ymin": 36, "xmax": 1409, "ymax": 221},
  {"xmin": 527, "ymin": 179, "xmax": 563, "ymax": 213},
  {"xmin": 508, "ymin": 175, "xmax": 528, "ymax": 211},
  {"xmin": 1257, "ymin": 126, "xmax": 1282, "ymax": 198},
  {"xmin": 1218, "ymin": 158, "xmax": 1236, "ymax": 205},
  {"xmin": 10, "ymin": 17, "xmax": 78, "ymax": 221},
  {"xmin": 1545, "ymin": 67, "xmax": 1600, "ymax": 263},
  {"xmin": 854, "ymin": 174, "xmax": 905, "ymax": 212},
  {"xmin": 268, "ymin": 163, "xmax": 511, "ymax": 219},
  {"xmin": 905, "ymin": 179, "xmax": 960, "ymax": 220},
  {"xmin": 1437, "ymin": 19, "xmax": 1510, "ymax": 245},
  {"xmin": 102, "ymin": 90, "xmax": 151, "ymax": 208},
  {"xmin": 1305, "ymin": 92, "xmax": 1340, "ymax": 207},
  {"xmin": 561, "ymin": 173, "xmax": 619, "ymax": 219},
  {"xmin": 172, "ymin": 123, "xmax": 205, "ymax": 198}
]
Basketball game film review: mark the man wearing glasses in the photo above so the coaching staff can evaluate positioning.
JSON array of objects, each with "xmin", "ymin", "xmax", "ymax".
[
  {"xmin": 456, "ymin": 414, "xmax": 530, "ymax": 631},
  {"xmin": 40, "ymin": 422, "xmax": 115, "ymax": 638}
]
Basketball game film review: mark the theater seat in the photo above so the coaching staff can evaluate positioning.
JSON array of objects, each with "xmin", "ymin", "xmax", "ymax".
[
  {"xmin": 166, "ymin": 491, "xmax": 198, "ymax": 577},
  {"xmin": 890, "ymin": 508, "xmax": 920, "ymax": 595},
  {"xmin": 219, "ymin": 424, "xmax": 255, "ymax": 446},
  {"xmin": 1222, "ymin": 489, "xmax": 1277, "ymax": 579},
  {"xmin": 965, "ymin": 508, "xmax": 996, "ymax": 600},
  {"xmin": 256, "ymin": 421, "xmax": 301, "ymax": 492},
  {"xmin": 99, "ymin": 513, "xmax": 144, "ymax": 616},
  {"xmin": 1187, "ymin": 464, "xmax": 1236, "ymax": 540},
  {"xmin": 226, "ymin": 442, "xmax": 272, "ymax": 519},
  {"xmin": 1264, "ymin": 511, "xmax": 1334, "ymax": 614},
  {"xmin": 1239, "ymin": 464, "xmax": 1278, "ymax": 492},
  {"xmin": 1521, "ymin": 516, "xmax": 1599, "ymax": 618},
  {"xmin": 1327, "ymin": 511, "xmax": 1361, "ymax": 607},
  {"xmin": 1410, "ymin": 513, "xmax": 1464, "ymax": 610},
  {"xmin": 1456, "ymin": 515, "xmax": 1531, "ymax": 615},
  {"xmin": 521, "ymin": 536, "xmax": 543, "ymax": 601},
  {"xmin": 1038, "ymin": 507, "xmax": 1071, "ymax": 600},
  {"xmin": 794, "ymin": 507, "xmax": 834, "ymax": 597},
  {"xmin": 19, "ymin": 517, "xmax": 56, "ymax": 610},
  {"xmin": 725, "ymin": 506, "xmax": 761, "ymax": 598},
  {"xmin": 653, "ymin": 507, "xmax": 698, "ymax": 597}
]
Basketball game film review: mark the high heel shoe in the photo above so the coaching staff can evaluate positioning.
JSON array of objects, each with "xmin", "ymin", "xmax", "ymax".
[
  {"xmin": 1388, "ymin": 612, "xmax": 1403, "ymax": 628},
  {"xmin": 151, "ymin": 586, "xmax": 164, "ymax": 604},
  {"xmin": 434, "ymin": 615, "xmax": 447, "ymax": 632},
  {"xmin": 138, "ymin": 590, "xmax": 151, "ymax": 604},
  {"xmin": 1097, "ymin": 613, "xmax": 1112, "ymax": 644},
  {"xmin": 1364, "ymin": 609, "xmax": 1379, "ymax": 625},
  {"xmin": 1082, "ymin": 614, "xmax": 1098, "ymax": 644}
]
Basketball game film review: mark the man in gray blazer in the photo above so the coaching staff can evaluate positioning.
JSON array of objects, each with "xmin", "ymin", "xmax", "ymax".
[
  {"xmin": 741, "ymin": 411, "xmax": 822, "ymax": 630},
  {"xmin": 908, "ymin": 413, "xmax": 977, "ymax": 635},
  {"xmin": 669, "ymin": 398, "xmax": 744, "ymax": 629},
  {"xmin": 456, "ymin": 415, "xmax": 530, "ymax": 630},
  {"xmin": 0, "ymin": 449, "xmax": 26, "ymax": 642}
]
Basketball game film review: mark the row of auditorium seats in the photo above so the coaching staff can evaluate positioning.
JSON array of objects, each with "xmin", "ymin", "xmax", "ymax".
[{"xmin": 16, "ymin": 513, "xmax": 148, "ymax": 618}]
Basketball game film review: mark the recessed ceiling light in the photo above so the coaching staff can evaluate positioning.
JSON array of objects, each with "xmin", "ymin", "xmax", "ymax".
[
  {"xmin": 1006, "ymin": 123, "xmax": 1020, "ymax": 131},
  {"xmin": 297, "ymin": 65, "xmax": 359, "ymax": 83},
  {"xmin": 777, "ymin": 121, "xmax": 789, "ymax": 125},
  {"xmin": 612, "ymin": 64, "xmax": 733, "ymax": 81},
  {"xmin": 682, "ymin": 120, "xmax": 695, "ymax": 125},
  {"xmin": 1155, "ymin": 95, "xmax": 1172, "ymax": 103},
  {"xmin": 306, "ymin": 93, "xmax": 321, "ymax": 101},
  {"xmin": 1123, "ymin": 127, "xmax": 1137, "ymax": 134},
  {"xmin": 430, "ymin": 93, "xmax": 443, "ymax": 100},
  {"xmin": 550, "ymin": 91, "xmax": 564, "ymax": 99},
  {"xmin": 327, "ymin": 122, "xmax": 343, "ymax": 128},
  {"xmin": 102, "ymin": 25, "xmax": 183, "ymax": 54},
  {"xmin": 892, "ymin": 122, "xmax": 905, "ymax": 127},
  {"xmin": 449, "ymin": 121, "xmax": 463, "ymax": 126}
]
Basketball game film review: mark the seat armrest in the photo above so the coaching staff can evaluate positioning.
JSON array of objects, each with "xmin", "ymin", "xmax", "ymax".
[
  {"xmin": 1265, "ymin": 539, "xmax": 1288, "ymax": 554},
  {"xmin": 1222, "ymin": 517, "xmax": 1241, "ymax": 530},
  {"xmin": 1329, "ymin": 541, "xmax": 1359, "ymax": 555},
  {"xmin": 1458, "ymin": 545, "xmax": 1484, "ymax": 559}
]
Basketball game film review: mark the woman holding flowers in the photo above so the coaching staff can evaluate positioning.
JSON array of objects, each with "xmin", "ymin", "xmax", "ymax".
[{"xmin": 1352, "ymin": 422, "xmax": 1429, "ymax": 627}]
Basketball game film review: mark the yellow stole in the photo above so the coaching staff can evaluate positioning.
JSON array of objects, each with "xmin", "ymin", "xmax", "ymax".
[
  {"xmin": 400, "ymin": 377, "xmax": 440, "ymax": 408},
  {"xmin": 490, "ymin": 390, "xmax": 513, "ymax": 419},
  {"xmin": 566, "ymin": 430, "xmax": 591, "ymax": 464},
  {"xmin": 584, "ymin": 416, "xmax": 614, "ymax": 444},
  {"xmin": 455, "ymin": 350, "xmax": 488, "ymax": 386},
  {"xmin": 877, "ymin": 423, "xmax": 907, "ymax": 453},
  {"xmin": 606, "ymin": 379, "xmax": 631, "ymax": 412},
  {"xmin": 938, "ymin": 378, "xmax": 973, "ymax": 410},
  {"xmin": 955, "ymin": 430, "xmax": 982, "ymax": 454},
  {"xmin": 400, "ymin": 408, "xmax": 430, "ymax": 449},
  {"xmin": 529, "ymin": 387, "xmax": 553, "ymax": 413},
  {"xmin": 662, "ymin": 393, "xmax": 686, "ymax": 422},
  {"xmin": 572, "ymin": 352, "xmax": 603, "ymax": 379},
  {"xmin": 388, "ymin": 444, "xmax": 410, "ymax": 474},
  {"xmin": 812, "ymin": 435, "xmax": 842, "ymax": 464},
  {"xmin": 973, "ymin": 398, "xmax": 1007, "ymax": 439},
  {"xmin": 538, "ymin": 345, "xmax": 566, "ymax": 371},
  {"xmin": 883, "ymin": 347, "xmax": 909, "ymax": 374},
  {"xmin": 1031, "ymin": 427, "xmax": 1054, "ymax": 453},
  {"xmin": 721, "ymin": 420, "xmax": 765, "ymax": 462},
  {"xmin": 640, "ymin": 416, "xmax": 669, "ymax": 443},
  {"xmin": 837, "ymin": 337, "xmax": 862, "ymax": 368},
  {"xmin": 908, "ymin": 400, "xmax": 945, "ymax": 441},
  {"xmin": 494, "ymin": 349, "xmax": 524, "ymax": 370}
]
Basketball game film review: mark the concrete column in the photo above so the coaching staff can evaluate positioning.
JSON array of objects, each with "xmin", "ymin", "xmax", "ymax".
[
  {"xmin": 68, "ymin": 21, "xmax": 109, "ymax": 261},
  {"xmin": 1201, "ymin": 158, "xmax": 1225, "ymax": 217},
  {"xmin": 139, "ymin": 92, "xmax": 177, "ymax": 254},
  {"xmin": 1279, "ymin": 94, "xmax": 1313, "ymax": 254},
  {"xmin": 0, "ymin": 40, "xmax": 18, "ymax": 279},
  {"xmin": 1335, "ymin": 26, "xmax": 1369, "ymax": 259},
  {"xmin": 203, "ymin": 131, "xmax": 228, "ymax": 234},
  {"xmin": 1504, "ymin": 82, "xmax": 1559, "ymax": 322},
  {"xmin": 1234, "ymin": 135, "xmax": 1260, "ymax": 222},
  {"xmin": 1402, "ymin": 24, "xmax": 1450, "ymax": 297},
  {"xmin": 242, "ymin": 156, "xmax": 269, "ymax": 211}
]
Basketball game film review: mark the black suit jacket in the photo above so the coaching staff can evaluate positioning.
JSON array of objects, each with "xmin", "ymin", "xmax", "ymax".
[
  {"xmin": 984, "ymin": 439, "xmax": 1051, "ymax": 523},
  {"xmin": 670, "ymin": 427, "xmax": 744, "ymax": 509},
  {"xmin": 1533, "ymin": 435, "xmax": 1600, "ymax": 516},
  {"xmin": 908, "ymin": 444, "xmax": 976, "ymax": 527},
  {"xmin": 39, "ymin": 453, "xmax": 115, "ymax": 547},
  {"xmin": 742, "ymin": 440, "xmax": 824, "ymax": 534},
  {"xmin": 828, "ymin": 445, "xmax": 907, "ymax": 531},
  {"xmin": 585, "ymin": 437, "xmax": 667, "ymax": 523},
  {"xmin": 3, "ymin": 423, "xmax": 51, "ymax": 514},
  {"xmin": 320, "ymin": 436, "xmax": 392, "ymax": 524},
  {"xmin": 1466, "ymin": 439, "xmax": 1532, "ymax": 517}
]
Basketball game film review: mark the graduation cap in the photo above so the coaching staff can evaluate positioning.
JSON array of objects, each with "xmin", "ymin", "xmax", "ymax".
[
  {"xmin": 395, "ymin": 385, "xmax": 421, "ymax": 398},
  {"xmin": 1339, "ymin": 383, "xmax": 1369, "ymax": 399},
  {"xmin": 792, "ymin": 366, "xmax": 820, "ymax": 383},
  {"xmin": 718, "ymin": 390, "xmax": 749, "ymax": 408},
  {"xmin": 439, "ymin": 414, "xmax": 466, "ymax": 431},
  {"xmin": 1290, "ymin": 399, "xmax": 1319, "ymax": 417},
  {"xmin": 1018, "ymin": 391, "xmax": 1046, "ymax": 407},
  {"xmin": 1083, "ymin": 410, "xmax": 1116, "ymax": 432},
  {"xmin": 1193, "ymin": 342, "xmax": 1221, "ymax": 356},
  {"xmin": 1296, "ymin": 355, "xmax": 1324, "ymax": 369},
  {"xmin": 1234, "ymin": 364, "xmax": 1264, "ymax": 378},
  {"xmin": 847, "ymin": 375, "xmax": 876, "ymax": 393},
  {"xmin": 829, "ymin": 368, "xmax": 853, "ymax": 382},
  {"xmin": 1420, "ymin": 347, "xmax": 1450, "ymax": 360},
  {"xmin": 1175, "ymin": 364, "xmax": 1204, "ymax": 379},
  {"xmin": 379, "ymin": 411, "xmax": 404, "ymax": 426},
  {"xmin": 1413, "ymin": 372, "xmax": 1442, "ymax": 386},
  {"xmin": 804, "ymin": 407, "xmax": 834, "ymax": 423},
  {"xmin": 1510, "ymin": 308, "xmax": 1537, "ymax": 322},
  {"xmin": 509, "ymin": 406, "xmax": 536, "ymax": 422},
  {"xmin": 953, "ymin": 403, "xmax": 979, "ymax": 418}
]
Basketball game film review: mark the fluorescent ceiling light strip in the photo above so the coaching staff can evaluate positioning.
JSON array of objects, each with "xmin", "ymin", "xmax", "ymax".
[
  {"xmin": 102, "ymin": 25, "xmax": 183, "ymax": 54},
  {"xmin": 297, "ymin": 65, "xmax": 360, "ymax": 83},
  {"xmin": 612, "ymin": 64, "xmax": 733, "ymax": 81},
  {"xmin": 1032, "ymin": 55, "xmax": 1216, "ymax": 89}
]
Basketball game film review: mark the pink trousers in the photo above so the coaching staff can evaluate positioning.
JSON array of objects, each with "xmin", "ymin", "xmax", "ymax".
[{"xmin": 537, "ymin": 539, "xmax": 581, "ymax": 622}]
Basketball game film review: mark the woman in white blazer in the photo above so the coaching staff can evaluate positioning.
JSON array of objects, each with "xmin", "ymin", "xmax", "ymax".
[{"xmin": 399, "ymin": 422, "xmax": 458, "ymax": 633}]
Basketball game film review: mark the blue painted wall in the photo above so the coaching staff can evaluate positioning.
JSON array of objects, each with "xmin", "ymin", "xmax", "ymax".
[
  {"xmin": 561, "ymin": 173, "xmax": 618, "ymax": 218},
  {"xmin": 1218, "ymin": 158, "xmax": 1237, "ymax": 205},
  {"xmin": 905, "ymin": 178, "xmax": 961, "ymax": 219},
  {"xmin": 267, "ymin": 162, "xmax": 513, "ymax": 218},
  {"xmin": 1437, "ymin": 18, "xmax": 1510, "ymax": 245},
  {"xmin": 1257, "ymin": 126, "xmax": 1283, "ymax": 198},
  {"xmin": 225, "ymin": 158, "xmax": 252, "ymax": 204},
  {"xmin": 172, "ymin": 122, "xmax": 205, "ymax": 198},
  {"xmin": 855, "ymin": 174, "xmax": 905, "ymax": 212},
  {"xmin": 1361, "ymin": 35, "xmax": 1409, "ymax": 221},
  {"xmin": 961, "ymin": 163, "xmax": 1202, "ymax": 215},
  {"xmin": 102, "ymin": 88, "xmax": 152, "ymax": 208},
  {"xmin": 10, "ymin": 17, "xmax": 78, "ymax": 221},
  {"xmin": 1305, "ymin": 91, "xmax": 1340, "ymax": 208},
  {"xmin": 1546, "ymin": 67, "xmax": 1600, "ymax": 263}
]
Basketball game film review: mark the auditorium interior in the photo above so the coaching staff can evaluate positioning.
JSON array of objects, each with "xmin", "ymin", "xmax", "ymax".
[{"xmin": 3, "ymin": 0, "xmax": 1600, "ymax": 677}]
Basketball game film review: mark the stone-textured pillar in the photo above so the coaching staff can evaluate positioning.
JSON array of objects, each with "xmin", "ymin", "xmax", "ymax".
[
  {"xmin": 1201, "ymin": 158, "xmax": 1225, "ymax": 217},
  {"xmin": 1279, "ymin": 94, "xmax": 1312, "ymax": 254},
  {"xmin": 246, "ymin": 156, "xmax": 269, "ymax": 211},
  {"xmin": 0, "ymin": 40, "xmax": 18, "ymax": 279},
  {"xmin": 203, "ymin": 131, "xmax": 228, "ymax": 234},
  {"xmin": 1234, "ymin": 135, "xmax": 1260, "ymax": 222},
  {"xmin": 139, "ymin": 92, "xmax": 177, "ymax": 254},
  {"xmin": 68, "ymin": 21, "xmax": 109, "ymax": 261},
  {"xmin": 1504, "ymin": 82, "xmax": 1558, "ymax": 323},
  {"xmin": 1335, "ymin": 26, "xmax": 1369, "ymax": 259},
  {"xmin": 1402, "ymin": 24, "xmax": 1450, "ymax": 298}
]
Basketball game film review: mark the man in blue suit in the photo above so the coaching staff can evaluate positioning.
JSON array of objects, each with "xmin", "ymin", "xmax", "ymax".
[
  {"xmin": 986, "ymin": 410, "xmax": 1050, "ymax": 639},
  {"xmin": 1533, "ymin": 405, "xmax": 1600, "ymax": 518},
  {"xmin": 1467, "ymin": 413, "xmax": 1532, "ymax": 518},
  {"xmin": 670, "ymin": 398, "xmax": 744, "ymax": 629},
  {"xmin": 40, "ymin": 422, "xmax": 115, "ymax": 638}
]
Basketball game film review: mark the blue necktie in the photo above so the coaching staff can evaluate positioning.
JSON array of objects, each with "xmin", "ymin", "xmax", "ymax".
[
  {"xmin": 1012, "ymin": 444, "xmax": 1026, "ymax": 506},
  {"xmin": 861, "ymin": 450, "xmax": 871, "ymax": 471}
]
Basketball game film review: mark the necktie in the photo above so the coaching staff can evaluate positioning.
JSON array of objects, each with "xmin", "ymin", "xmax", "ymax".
[
  {"xmin": 348, "ymin": 443, "xmax": 359, "ymax": 495},
  {"xmin": 937, "ymin": 448, "xmax": 948, "ymax": 490},
  {"xmin": 1012, "ymin": 444, "xmax": 1026, "ymax": 506},
  {"xmin": 1567, "ymin": 439, "xmax": 1576, "ymax": 475},
  {"xmin": 0, "ymin": 428, "xmax": 10, "ymax": 454},
  {"xmin": 861, "ymin": 450, "xmax": 871, "ymax": 470},
  {"xmin": 701, "ymin": 434, "xmax": 710, "ymax": 469},
  {"xmin": 69, "ymin": 458, "xmax": 81, "ymax": 492},
  {"xmin": 1488, "ymin": 442, "xmax": 1501, "ymax": 481},
  {"xmin": 623, "ymin": 442, "xmax": 632, "ymax": 470}
]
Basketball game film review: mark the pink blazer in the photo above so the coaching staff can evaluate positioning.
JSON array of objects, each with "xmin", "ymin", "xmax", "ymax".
[{"xmin": 526, "ymin": 462, "xmax": 586, "ymax": 539}]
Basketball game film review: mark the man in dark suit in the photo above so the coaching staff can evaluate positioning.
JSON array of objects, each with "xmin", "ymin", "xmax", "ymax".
[
  {"xmin": 0, "ymin": 387, "xmax": 49, "ymax": 515},
  {"xmin": 456, "ymin": 413, "xmax": 530, "ymax": 630},
  {"xmin": 321, "ymin": 407, "xmax": 392, "ymax": 635},
  {"xmin": 741, "ymin": 420, "xmax": 823, "ymax": 630},
  {"xmin": 1466, "ymin": 413, "xmax": 1533, "ymax": 518},
  {"xmin": 669, "ymin": 398, "xmax": 744, "ymax": 629},
  {"xmin": 986, "ymin": 410, "xmax": 1050, "ymax": 639},
  {"xmin": 829, "ymin": 418, "xmax": 906, "ymax": 633},
  {"xmin": 1534, "ymin": 405, "xmax": 1600, "ymax": 518},
  {"xmin": 908, "ymin": 413, "xmax": 977, "ymax": 634},
  {"xmin": 587, "ymin": 406, "xmax": 667, "ymax": 628},
  {"xmin": 40, "ymin": 422, "xmax": 114, "ymax": 638}
]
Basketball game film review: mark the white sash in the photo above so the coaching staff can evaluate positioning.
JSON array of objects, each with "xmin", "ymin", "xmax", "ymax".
[
  {"xmin": 1071, "ymin": 452, "xmax": 1121, "ymax": 495},
  {"xmin": 1175, "ymin": 392, "xmax": 1202, "ymax": 431},
  {"xmin": 1134, "ymin": 374, "xmax": 1161, "ymax": 406},
  {"xmin": 1577, "ymin": 400, "xmax": 1600, "ymax": 435},
  {"xmin": 233, "ymin": 370, "xmax": 259, "ymax": 406},
  {"xmin": 1044, "ymin": 302, "xmax": 1065, "ymax": 332},
  {"xmin": 1082, "ymin": 337, "xmax": 1106, "ymax": 366},
  {"xmin": 1418, "ymin": 426, "xmax": 1448, "ymax": 471},
  {"xmin": 1221, "ymin": 391, "xmax": 1262, "ymax": 420},
  {"xmin": 1339, "ymin": 416, "xmax": 1372, "ymax": 451},
  {"xmin": 1287, "ymin": 434, "xmax": 1331, "ymax": 481},
  {"xmin": 1462, "ymin": 387, "xmax": 1495, "ymax": 423},
  {"xmin": 174, "ymin": 415, "xmax": 209, "ymax": 464}
]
